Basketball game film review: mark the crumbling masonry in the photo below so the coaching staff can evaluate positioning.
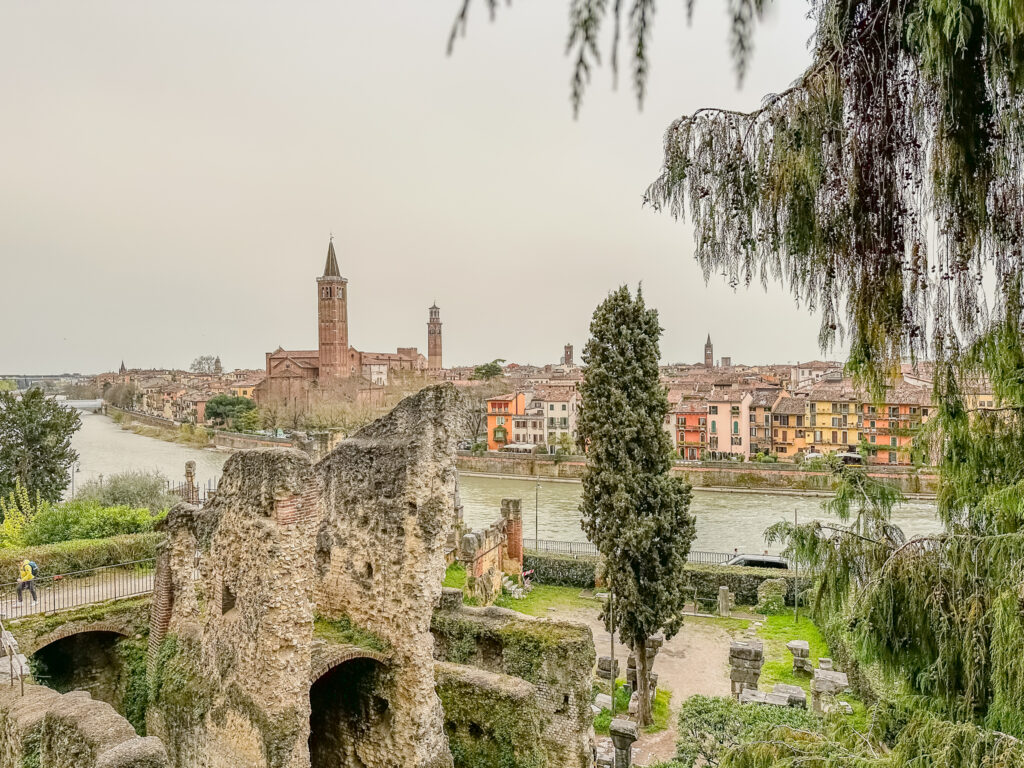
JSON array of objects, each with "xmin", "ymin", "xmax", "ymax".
[{"xmin": 143, "ymin": 384, "xmax": 594, "ymax": 768}]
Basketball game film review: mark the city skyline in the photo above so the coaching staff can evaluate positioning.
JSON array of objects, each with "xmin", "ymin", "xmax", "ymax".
[{"xmin": 1, "ymin": 2, "xmax": 834, "ymax": 374}]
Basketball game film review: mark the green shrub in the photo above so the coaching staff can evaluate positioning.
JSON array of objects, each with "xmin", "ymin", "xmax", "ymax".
[
  {"xmin": 0, "ymin": 533, "xmax": 160, "ymax": 581},
  {"xmin": 675, "ymin": 694, "xmax": 821, "ymax": 768},
  {"xmin": 75, "ymin": 470, "xmax": 178, "ymax": 512},
  {"xmin": 523, "ymin": 553, "xmax": 596, "ymax": 588},
  {"xmin": 755, "ymin": 578, "xmax": 789, "ymax": 615},
  {"xmin": 23, "ymin": 501, "xmax": 165, "ymax": 545}
]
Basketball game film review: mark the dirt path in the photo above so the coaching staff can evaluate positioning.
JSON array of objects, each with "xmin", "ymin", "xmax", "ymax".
[{"xmin": 553, "ymin": 604, "xmax": 736, "ymax": 765}]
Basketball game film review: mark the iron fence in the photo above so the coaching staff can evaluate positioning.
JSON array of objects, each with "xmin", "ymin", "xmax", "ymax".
[
  {"xmin": 523, "ymin": 538, "xmax": 734, "ymax": 564},
  {"xmin": 166, "ymin": 479, "xmax": 218, "ymax": 505},
  {"xmin": 0, "ymin": 560, "xmax": 155, "ymax": 619}
]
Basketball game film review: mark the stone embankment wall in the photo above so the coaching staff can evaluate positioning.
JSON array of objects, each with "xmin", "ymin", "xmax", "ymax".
[
  {"xmin": 431, "ymin": 589, "xmax": 595, "ymax": 768},
  {"xmin": 456, "ymin": 453, "xmax": 938, "ymax": 495},
  {"xmin": 0, "ymin": 684, "xmax": 167, "ymax": 768}
]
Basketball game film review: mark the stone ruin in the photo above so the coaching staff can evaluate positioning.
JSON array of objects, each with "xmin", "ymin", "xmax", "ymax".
[
  {"xmin": 456, "ymin": 498, "xmax": 524, "ymax": 604},
  {"xmin": 729, "ymin": 640, "xmax": 764, "ymax": 698},
  {"xmin": 787, "ymin": 640, "xmax": 813, "ymax": 674},
  {"xmin": 718, "ymin": 586, "xmax": 734, "ymax": 617},
  {"xmin": 139, "ymin": 384, "xmax": 595, "ymax": 768},
  {"xmin": 811, "ymin": 666, "xmax": 851, "ymax": 714},
  {"xmin": 625, "ymin": 633, "xmax": 663, "ymax": 716}
]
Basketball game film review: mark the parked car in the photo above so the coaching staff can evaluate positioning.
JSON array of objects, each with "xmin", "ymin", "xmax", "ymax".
[
  {"xmin": 804, "ymin": 451, "xmax": 824, "ymax": 460},
  {"xmin": 836, "ymin": 451, "xmax": 865, "ymax": 465},
  {"xmin": 723, "ymin": 554, "xmax": 790, "ymax": 570}
]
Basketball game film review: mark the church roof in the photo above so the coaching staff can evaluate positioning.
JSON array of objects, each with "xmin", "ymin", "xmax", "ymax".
[
  {"xmin": 323, "ymin": 238, "xmax": 341, "ymax": 278},
  {"xmin": 706, "ymin": 334, "xmax": 712, "ymax": 346}
]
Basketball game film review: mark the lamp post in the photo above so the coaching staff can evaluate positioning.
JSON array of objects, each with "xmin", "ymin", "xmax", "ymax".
[
  {"xmin": 70, "ymin": 461, "xmax": 81, "ymax": 498},
  {"xmin": 535, "ymin": 480, "xmax": 540, "ymax": 552}
]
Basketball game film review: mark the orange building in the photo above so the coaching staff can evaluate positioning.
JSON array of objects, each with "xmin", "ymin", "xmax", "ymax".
[
  {"xmin": 671, "ymin": 400, "xmax": 707, "ymax": 460},
  {"xmin": 486, "ymin": 392, "xmax": 527, "ymax": 451},
  {"xmin": 859, "ymin": 383, "xmax": 932, "ymax": 465},
  {"xmin": 771, "ymin": 396, "xmax": 809, "ymax": 458}
]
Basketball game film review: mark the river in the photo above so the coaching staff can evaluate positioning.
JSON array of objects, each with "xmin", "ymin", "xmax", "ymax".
[{"xmin": 72, "ymin": 412, "xmax": 943, "ymax": 553}]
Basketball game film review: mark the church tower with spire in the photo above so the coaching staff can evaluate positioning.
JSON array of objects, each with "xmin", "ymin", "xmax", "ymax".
[
  {"xmin": 317, "ymin": 238, "xmax": 350, "ymax": 380},
  {"xmin": 704, "ymin": 334, "xmax": 714, "ymax": 368},
  {"xmin": 427, "ymin": 304, "xmax": 442, "ymax": 371}
]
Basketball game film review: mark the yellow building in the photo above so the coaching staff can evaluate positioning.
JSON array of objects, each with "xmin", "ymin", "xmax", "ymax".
[
  {"xmin": 771, "ymin": 396, "xmax": 809, "ymax": 458},
  {"xmin": 806, "ymin": 383, "xmax": 860, "ymax": 454}
]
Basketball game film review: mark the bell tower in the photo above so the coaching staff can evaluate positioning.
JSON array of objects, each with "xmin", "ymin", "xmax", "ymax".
[
  {"xmin": 317, "ymin": 238, "xmax": 349, "ymax": 380},
  {"xmin": 427, "ymin": 304, "xmax": 442, "ymax": 371},
  {"xmin": 704, "ymin": 334, "xmax": 714, "ymax": 368}
]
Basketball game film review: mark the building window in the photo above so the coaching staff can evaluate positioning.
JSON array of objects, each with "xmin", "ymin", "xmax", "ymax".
[
  {"xmin": 733, "ymin": 421, "xmax": 739, "ymax": 434},
  {"xmin": 709, "ymin": 406, "xmax": 718, "ymax": 415},
  {"xmin": 831, "ymin": 431, "xmax": 838, "ymax": 444},
  {"xmin": 561, "ymin": 404, "xmax": 567, "ymax": 411},
  {"xmin": 549, "ymin": 404, "xmax": 554, "ymax": 411},
  {"xmin": 870, "ymin": 435, "xmax": 876, "ymax": 443},
  {"xmin": 778, "ymin": 446, "xmax": 787, "ymax": 453},
  {"xmin": 922, "ymin": 407, "xmax": 929, "ymax": 417},
  {"xmin": 890, "ymin": 437, "xmax": 897, "ymax": 446},
  {"xmin": 841, "ymin": 431, "xmax": 848, "ymax": 444},
  {"xmin": 750, "ymin": 427, "xmax": 756, "ymax": 437},
  {"xmin": 889, "ymin": 451, "xmax": 897, "ymax": 464},
  {"xmin": 711, "ymin": 422, "xmax": 716, "ymax": 433},
  {"xmin": 496, "ymin": 416, "xmax": 505, "ymax": 425},
  {"xmin": 782, "ymin": 430, "xmax": 788, "ymax": 442}
]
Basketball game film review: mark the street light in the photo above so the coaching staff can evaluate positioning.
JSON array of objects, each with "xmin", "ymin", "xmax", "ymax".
[{"xmin": 70, "ymin": 461, "xmax": 81, "ymax": 498}]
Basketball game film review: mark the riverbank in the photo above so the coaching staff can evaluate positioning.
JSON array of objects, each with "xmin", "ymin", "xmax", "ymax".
[
  {"xmin": 456, "ymin": 453, "xmax": 939, "ymax": 498},
  {"xmin": 106, "ymin": 406, "xmax": 298, "ymax": 452},
  {"xmin": 457, "ymin": 471, "xmax": 936, "ymax": 500}
]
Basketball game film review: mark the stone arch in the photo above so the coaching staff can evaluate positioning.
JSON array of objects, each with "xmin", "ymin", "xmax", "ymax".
[
  {"xmin": 308, "ymin": 646, "xmax": 393, "ymax": 768},
  {"xmin": 31, "ymin": 620, "xmax": 131, "ymax": 655},
  {"xmin": 29, "ymin": 623, "xmax": 138, "ymax": 718},
  {"xmin": 309, "ymin": 645, "xmax": 389, "ymax": 684}
]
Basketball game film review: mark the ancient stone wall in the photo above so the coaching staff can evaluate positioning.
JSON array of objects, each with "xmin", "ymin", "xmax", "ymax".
[
  {"xmin": 0, "ymin": 684, "xmax": 166, "ymax": 768},
  {"xmin": 458, "ymin": 498, "xmax": 524, "ymax": 604},
  {"xmin": 431, "ymin": 594, "xmax": 595, "ymax": 768},
  {"xmin": 148, "ymin": 384, "xmax": 470, "ymax": 768},
  {"xmin": 314, "ymin": 385, "xmax": 470, "ymax": 768}
]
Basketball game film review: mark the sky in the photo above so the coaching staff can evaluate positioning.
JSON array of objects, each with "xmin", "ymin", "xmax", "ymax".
[{"xmin": 0, "ymin": 1, "xmax": 832, "ymax": 374}]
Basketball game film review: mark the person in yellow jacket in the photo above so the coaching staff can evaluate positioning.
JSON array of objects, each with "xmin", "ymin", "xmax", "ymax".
[{"xmin": 17, "ymin": 560, "xmax": 37, "ymax": 606}]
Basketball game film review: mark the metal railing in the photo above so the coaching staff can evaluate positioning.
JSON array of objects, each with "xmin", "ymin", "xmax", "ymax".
[
  {"xmin": 0, "ymin": 560, "xmax": 156, "ymax": 619},
  {"xmin": 523, "ymin": 539, "xmax": 733, "ymax": 565}
]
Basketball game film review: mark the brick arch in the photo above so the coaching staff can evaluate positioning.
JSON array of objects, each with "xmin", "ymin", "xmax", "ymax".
[
  {"xmin": 29, "ymin": 620, "xmax": 132, "ymax": 655},
  {"xmin": 309, "ymin": 644, "xmax": 389, "ymax": 683}
]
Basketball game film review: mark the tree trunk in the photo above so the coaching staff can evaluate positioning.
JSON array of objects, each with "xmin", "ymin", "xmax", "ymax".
[{"xmin": 635, "ymin": 635, "xmax": 652, "ymax": 727}]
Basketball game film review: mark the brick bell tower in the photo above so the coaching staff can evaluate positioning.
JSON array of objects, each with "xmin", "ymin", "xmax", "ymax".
[
  {"xmin": 704, "ymin": 334, "xmax": 714, "ymax": 368},
  {"xmin": 317, "ymin": 237, "xmax": 349, "ymax": 381},
  {"xmin": 427, "ymin": 303, "xmax": 442, "ymax": 371}
]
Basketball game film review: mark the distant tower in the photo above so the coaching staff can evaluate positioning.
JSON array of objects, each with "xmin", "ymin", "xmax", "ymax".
[
  {"xmin": 428, "ymin": 304, "xmax": 443, "ymax": 371},
  {"xmin": 704, "ymin": 334, "xmax": 714, "ymax": 368},
  {"xmin": 213, "ymin": 356, "xmax": 223, "ymax": 374},
  {"xmin": 563, "ymin": 343, "xmax": 574, "ymax": 367},
  {"xmin": 119, "ymin": 360, "xmax": 126, "ymax": 375},
  {"xmin": 318, "ymin": 238, "xmax": 350, "ymax": 380}
]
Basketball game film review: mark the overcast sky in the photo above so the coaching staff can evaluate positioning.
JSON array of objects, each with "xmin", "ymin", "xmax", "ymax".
[{"xmin": 1, "ymin": 1, "xmax": 833, "ymax": 374}]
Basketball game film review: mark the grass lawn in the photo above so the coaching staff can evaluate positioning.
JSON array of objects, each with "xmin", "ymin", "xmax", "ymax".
[
  {"xmin": 756, "ymin": 613, "xmax": 867, "ymax": 725},
  {"xmin": 442, "ymin": 562, "xmax": 466, "ymax": 590},
  {"xmin": 593, "ymin": 678, "xmax": 671, "ymax": 735},
  {"xmin": 493, "ymin": 584, "xmax": 599, "ymax": 617},
  {"xmin": 685, "ymin": 614, "xmax": 751, "ymax": 634}
]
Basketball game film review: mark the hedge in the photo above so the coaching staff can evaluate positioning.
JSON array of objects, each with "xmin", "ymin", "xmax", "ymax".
[
  {"xmin": 0, "ymin": 532, "xmax": 162, "ymax": 583},
  {"xmin": 524, "ymin": 553, "xmax": 597, "ymax": 588},
  {"xmin": 524, "ymin": 552, "xmax": 798, "ymax": 606}
]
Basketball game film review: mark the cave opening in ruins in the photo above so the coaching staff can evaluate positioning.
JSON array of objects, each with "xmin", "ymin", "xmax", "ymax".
[
  {"xmin": 31, "ymin": 631, "xmax": 127, "ymax": 710},
  {"xmin": 308, "ymin": 657, "xmax": 393, "ymax": 768}
]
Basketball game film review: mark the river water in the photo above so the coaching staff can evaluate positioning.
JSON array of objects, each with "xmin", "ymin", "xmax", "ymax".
[{"xmin": 72, "ymin": 412, "xmax": 943, "ymax": 553}]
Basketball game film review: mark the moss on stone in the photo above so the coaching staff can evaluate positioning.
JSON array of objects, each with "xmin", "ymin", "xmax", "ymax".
[
  {"xmin": 8, "ymin": 596, "xmax": 151, "ymax": 649},
  {"xmin": 149, "ymin": 633, "xmax": 216, "ymax": 760},
  {"xmin": 116, "ymin": 636, "xmax": 149, "ymax": 735},
  {"xmin": 313, "ymin": 615, "xmax": 390, "ymax": 653},
  {"xmin": 436, "ymin": 666, "xmax": 544, "ymax": 768}
]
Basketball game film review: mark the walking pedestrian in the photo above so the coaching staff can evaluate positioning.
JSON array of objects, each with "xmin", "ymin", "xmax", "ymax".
[{"xmin": 17, "ymin": 560, "xmax": 37, "ymax": 607}]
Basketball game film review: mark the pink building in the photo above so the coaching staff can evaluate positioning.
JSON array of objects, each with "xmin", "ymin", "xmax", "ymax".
[{"xmin": 706, "ymin": 389, "xmax": 753, "ymax": 459}]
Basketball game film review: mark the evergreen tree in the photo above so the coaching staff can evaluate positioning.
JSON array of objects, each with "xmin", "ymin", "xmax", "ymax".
[
  {"xmin": 0, "ymin": 387, "xmax": 81, "ymax": 504},
  {"xmin": 578, "ymin": 286, "xmax": 696, "ymax": 726}
]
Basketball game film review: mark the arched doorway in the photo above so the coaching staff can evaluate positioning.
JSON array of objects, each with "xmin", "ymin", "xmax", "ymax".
[
  {"xmin": 308, "ymin": 656, "xmax": 393, "ymax": 768},
  {"xmin": 31, "ymin": 631, "xmax": 127, "ymax": 708}
]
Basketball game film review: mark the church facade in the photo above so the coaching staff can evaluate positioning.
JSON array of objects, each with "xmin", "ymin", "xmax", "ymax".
[{"xmin": 254, "ymin": 239, "xmax": 442, "ymax": 407}]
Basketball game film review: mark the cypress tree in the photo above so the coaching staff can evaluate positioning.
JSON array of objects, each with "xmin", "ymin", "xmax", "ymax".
[{"xmin": 578, "ymin": 285, "xmax": 696, "ymax": 726}]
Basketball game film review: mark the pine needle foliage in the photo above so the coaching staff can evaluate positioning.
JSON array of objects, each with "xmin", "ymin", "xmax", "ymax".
[{"xmin": 578, "ymin": 286, "xmax": 696, "ymax": 726}]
